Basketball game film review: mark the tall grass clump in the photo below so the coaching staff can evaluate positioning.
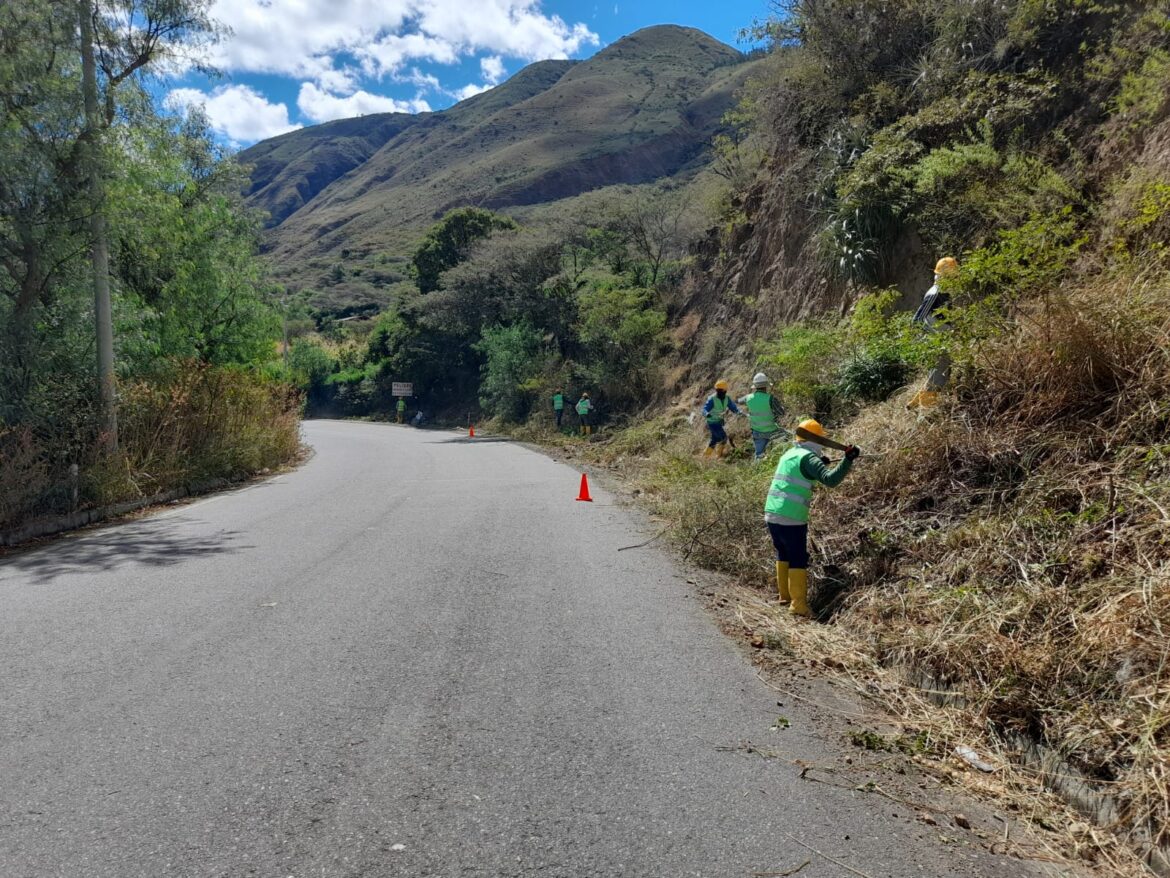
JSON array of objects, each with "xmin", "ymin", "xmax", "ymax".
[{"xmin": 3, "ymin": 362, "xmax": 301, "ymax": 529}]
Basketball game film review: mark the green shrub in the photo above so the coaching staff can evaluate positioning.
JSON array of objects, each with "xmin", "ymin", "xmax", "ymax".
[
  {"xmin": 755, "ymin": 322, "xmax": 846, "ymax": 419},
  {"xmin": 475, "ymin": 323, "xmax": 546, "ymax": 422},
  {"xmin": 956, "ymin": 207, "xmax": 1087, "ymax": 299}
]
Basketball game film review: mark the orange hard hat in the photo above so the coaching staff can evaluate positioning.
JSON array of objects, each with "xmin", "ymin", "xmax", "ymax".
[
  {"xmin": 797, "ymin": 418, "xmax": 826, "ymax": 439},
  {"xmin": 934, "ymin": 256, "xmax": 959, "ymax": 276},
  {"xmin": 714, "ymin": 379, "xmax": 729, "ymax": 391}
]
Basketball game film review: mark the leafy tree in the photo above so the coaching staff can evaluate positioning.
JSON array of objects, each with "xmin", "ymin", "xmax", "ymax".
[
  {"xmin": 576, "ymin": 282, "xmax": 668, "ymax": 404},
  {"xmin": 410, "ymin": 207, "xmax": 517, "ymax": 293},
  {"xmin": 475, "ymin": 323, "xmax": 545, "ymax": 421}
]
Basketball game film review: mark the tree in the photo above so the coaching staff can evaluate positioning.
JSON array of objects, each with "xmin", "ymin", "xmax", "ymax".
[
  {"xmin": 614, "ymin": 190, "xmax": 696, "ymax": 286},
  {"xmin": 410, "ymin": 207, "xmax": 517, "ymax": 293},
  {"xmin": 475, "ymin": 323, "xmax": 545, "ymax": 422}
]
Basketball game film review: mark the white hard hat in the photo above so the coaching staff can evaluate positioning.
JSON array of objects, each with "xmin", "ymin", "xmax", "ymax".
[{"xmin": 752, "ymin": 372, "xmax": 769, "ymax": 386}]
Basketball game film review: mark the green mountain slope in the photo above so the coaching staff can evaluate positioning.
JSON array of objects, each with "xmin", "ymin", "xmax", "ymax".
[{"xmin": 237, "ymin": 26, "xmax": 754, "ymax": 313}]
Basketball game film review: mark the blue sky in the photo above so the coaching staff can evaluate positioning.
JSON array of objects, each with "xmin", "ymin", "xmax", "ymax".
[{"xmin": 164, "ymin": 0, "xmax": 771, "ymax": 146}]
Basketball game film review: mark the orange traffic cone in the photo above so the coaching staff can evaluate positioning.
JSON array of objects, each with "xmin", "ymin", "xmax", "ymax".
[
  {"xmin": 469, "ymin": 425, "xmax": 475, "ymax": 438},
  {"xmin": 576, "ymin": 473, "xmax": 593, "ymax": 502}
]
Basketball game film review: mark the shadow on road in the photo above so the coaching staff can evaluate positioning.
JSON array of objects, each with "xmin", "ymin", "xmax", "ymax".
[{"xmin": 0, "ymin": 521, "xmax": 250, "ymax": 585}]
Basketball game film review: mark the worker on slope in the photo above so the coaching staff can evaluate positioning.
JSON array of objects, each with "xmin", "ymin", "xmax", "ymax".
[
  {"xmin": 576, "ymin": 392, "xmax": 594, "ymax": 436},
  {"xmin": 396, "ymin": 397, "xmax": 407, "ymax": 423},
  {"xmin": 907, "ymin": 256, "xmax": 959, "ymax": 410},
  {"xmin": 702, "ymin": 380, "xmax": 742, "ymax": 458},
  {"xmin": 764, "ymin": 420, "xmax": 859, "ymax": 616},
  {"xmin": 738, "ymin": 372, "xmax": 787, "ymax": 461},
  {"xmin": 552, "ymin": 388, "xmax": 565, "ymax": 430}
]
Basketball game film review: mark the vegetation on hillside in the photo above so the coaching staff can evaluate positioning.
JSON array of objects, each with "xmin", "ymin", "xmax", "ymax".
[
  {"xmin": 239, "ymin": 26, "xmax": 756, "ymax": 316},
  {"xmin": 0, "ymin": 0, "xmax": 298, "ymax": 531},
  {"xmin": 286, "ymin": 193, "xmax": 696, "ymax": 421}
]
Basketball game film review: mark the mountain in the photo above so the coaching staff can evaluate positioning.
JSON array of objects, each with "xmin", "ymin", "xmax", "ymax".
[{"xmin": 237, "ymin": 26, "xmax": 757, "ymax": 314}]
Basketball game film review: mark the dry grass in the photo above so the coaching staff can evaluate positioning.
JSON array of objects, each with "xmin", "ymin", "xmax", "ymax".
[
  {"xmin": 2, "ymin": 361, "xmax": 302, "ymax": 527},
  {"xmin": 549, "ymin": 266, "xmax": 1170, "ymax": 875}
]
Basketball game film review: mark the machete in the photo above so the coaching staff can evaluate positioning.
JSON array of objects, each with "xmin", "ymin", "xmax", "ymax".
[{"xmin": 794, "ymin": 425, "xmax": 854, "ymax": 453}]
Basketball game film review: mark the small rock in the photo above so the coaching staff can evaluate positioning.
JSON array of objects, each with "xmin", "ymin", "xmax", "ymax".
[
  {"xmin": 953, "ymin": 813, "xmax": 971, "ymax": 830},
  {"xmin": 917, "ymin": 812, "xmax": 937, "ymax": 826},
  {"xmin": 390, "ymin": 843, "xmax": 406, "ymax": 852},
  {"xmin": 750, "ymin": 634, "xmax": 765, "ymax": 649}
]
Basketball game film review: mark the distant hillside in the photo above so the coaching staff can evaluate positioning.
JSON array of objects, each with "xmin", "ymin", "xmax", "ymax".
[{"xmin": 237, "ymin": 26, "xmax": 755, "ymax": 314}]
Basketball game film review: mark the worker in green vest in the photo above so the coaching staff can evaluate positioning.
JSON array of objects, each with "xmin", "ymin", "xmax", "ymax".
[
  {"xmin": 764, "ymin": 419, "xmax": 860, "ymax": 616},
  {"xmin": 553, "ymin": 388, "xmax": 565, "ymax": 429},
  {"xmin": 396, "ymin": 397, "xmax": 406, "ymax": 423},
  {"xmin": 738, "ymin": 372, "xmax": 787, "ymax": 460},
  {"xmin": 576, "ymin": 392, "xmax": 593, "ymax": 436},
  {"xmin": 702, "ymin": 379, "xmax": 742, "ymax": 458}
]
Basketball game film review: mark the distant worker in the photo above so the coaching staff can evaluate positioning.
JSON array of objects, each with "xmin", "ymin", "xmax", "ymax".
[
  {"xmin": 576, "ymin": 392, "xmax": 594, "ymax": 436},
  {"xmin": 553, "ymin": 388, "xmax": 565, "ymax": 429},
  {"xmin": 396, "ymin": 397, "xmax": 407, "ymax": 423},
  {"xmin": 412, "ymin": 409, "xmax": 426, "ymax": 427},
  {"xmin": 738, "ymin": 373, "xmax": 787, "ymax": 460},
  {"xmin": 764, "ymin": 420, "xmax": 859, "ymax": 617},
  {"xmin": 702, "ymin": 380, "xmax": 742, "ymax": 458},
  {"xmin": 908, "ymin": 256, "xmax": 959, "ymax": 410}
]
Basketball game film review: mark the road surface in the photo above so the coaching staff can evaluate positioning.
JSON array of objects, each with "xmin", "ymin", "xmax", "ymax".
[{"xmin": 1, "ymin": 421, "xmax": 1037, "ymax": 877}]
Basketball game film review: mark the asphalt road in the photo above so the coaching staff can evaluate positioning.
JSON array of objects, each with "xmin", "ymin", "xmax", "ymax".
[{"xmin": 1, "ymin": 421, "xmax": 1038, "ymax": 878}]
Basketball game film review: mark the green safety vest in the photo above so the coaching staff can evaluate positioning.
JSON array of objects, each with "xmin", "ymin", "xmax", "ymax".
[
  {"xmin": 706, "ymin": 395, "xmax": 729, "ymax": 424},
  {"xmin": 764, "ymin": 447, "xmax": 815, "ymax": 524},
  {"xmin": 744, "ymin": 391, "xmax": 778, "ymax": 433},
  {"xmin": 553, "ymin": 393, "xmax": 564, "ymax": 410},
  {"xmin": 396, "ymin": 399, "xmax": 406, "ymax": 411},
  {"xmin": 576, "ymin": 398, "xmax": 591, "ymax": 415}
]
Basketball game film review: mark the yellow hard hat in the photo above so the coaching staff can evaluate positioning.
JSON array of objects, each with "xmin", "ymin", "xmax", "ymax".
[
  {"xmin": 714, "ymin": 379, "xmax": 729, "ymax": 391},
  {"xmin": 797, "ymin": 418, "xmax": 826, "ymax": 439},
  {"xmin": 934, "ymin": 256, "xmax": 959, "ymax": 276}
]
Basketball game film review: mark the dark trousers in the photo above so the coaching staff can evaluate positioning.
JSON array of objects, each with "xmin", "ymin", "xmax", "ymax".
[
  {"xmin": 767, "ymin": 522, "xmax": 809, "ymax": 569},
  {"xmin": 555, "ymin": 408, "xmax": 563, "ymax": 427}
]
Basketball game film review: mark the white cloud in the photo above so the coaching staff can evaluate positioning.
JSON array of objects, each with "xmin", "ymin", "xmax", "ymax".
[
  {"xmin": 165, "ymin": 85, "xmax": 300, "ymax": 143},
  {"xmin": 480, "ymin": 55, "xmax": 506, "ymax": 85},
  {"xmin": 400, "ymin": 67, "xmax": 442, "ymax": 92},
  {"xmin": 297, "ymin": 82, "xmax": 431, "ymax": 123},
  {"xmin": 206, "ymin": 0, "xmax": 598, "ymax": 83},
  {"xmin": 454, "ymin": 82, "xmax": 493, "ymax": 101}
]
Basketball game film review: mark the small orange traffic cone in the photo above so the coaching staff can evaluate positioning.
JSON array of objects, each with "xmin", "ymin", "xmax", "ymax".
[
  {"xmin": 469, "ymin": 425, "xmax": 475, "ymax": 438},
  {"xmin": 576, "ymin": 473, "xmax": 593, "ymax": 502}
]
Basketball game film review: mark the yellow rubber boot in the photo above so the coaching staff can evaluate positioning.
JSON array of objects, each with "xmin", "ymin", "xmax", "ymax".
[
  {"xmin": 702, "ymin": 446, "xmax": 714, "ymax": 458},
  {"xmin": 716, "ymin": 441, "xmax": 728, "ymax": 458},
  {"xmin": 775, "ymin": 561, "xmax": 791, "ymax": 604},
  {"xmin": 788, "ymin": 568, "xmax": 811, "ymax": 617}
]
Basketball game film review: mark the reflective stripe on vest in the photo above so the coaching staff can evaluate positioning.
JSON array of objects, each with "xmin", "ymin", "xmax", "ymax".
[
  {"xmin": 764, "ymin": 447, "xmax": 815, "ymax": 523},
  {"xmin": 553, "ymin": 394, "xmax": 564, "ymax": 410},
  {"xmin": 706, "ymin": 395, "xmax": 729, "ymax": 424},
  {"xmin": 745, "ymin": 391, "xmax": 778, "ymax": 433}
]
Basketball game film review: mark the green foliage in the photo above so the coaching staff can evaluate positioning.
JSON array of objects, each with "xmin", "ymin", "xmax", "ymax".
[
  {"xmin": 410, "ymin": 207, "xmax": 518, "ymax": 294},
  {"xmin": 957, "ymin": 208, "xmax": 1087, "ymax": 299},
  {"xmin": 475, "ymin": 324, "xmax": 546, "ymax": 422},
  {"xmin": 755, "ymin": 323, "xmax": 845, "ymax": 418},
  {"xmin": 576, "ymin": 282, "xmax": 668, "ymax": 405}
]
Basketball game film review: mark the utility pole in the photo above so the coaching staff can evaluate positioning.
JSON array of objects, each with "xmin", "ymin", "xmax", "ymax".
[{"xmin": 78, "ymin": 0, "xmax": 118, "ymax": 451}]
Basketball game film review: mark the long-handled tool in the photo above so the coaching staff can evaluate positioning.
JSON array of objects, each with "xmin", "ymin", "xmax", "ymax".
[{"xmin": 794, "ymin": 425, "xmax": 854, "ymax": 453}]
